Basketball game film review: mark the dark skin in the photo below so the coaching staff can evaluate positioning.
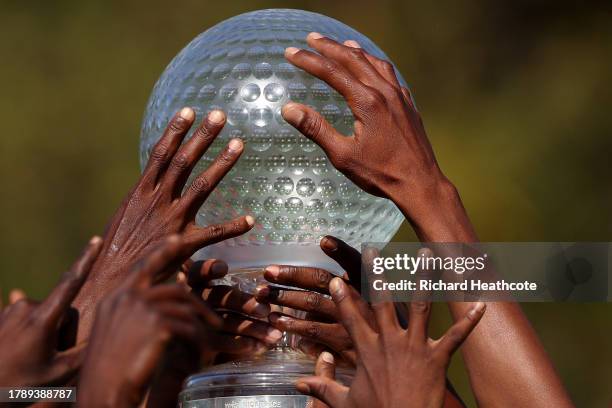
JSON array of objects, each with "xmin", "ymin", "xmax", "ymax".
[
  {"xmin": 178, "ymin": 259, "xmax": 281, "ymax": 361},
  {"xmin": 295, "ymin": 277, "xmax": 485, "ymax": 408},
  {"xmin": 0, "ymin": 236, "xmax": 102, "ymax": 389},
  {"xmin": 281, "ymin": 32, "xmax": 574, "ymax": 407},
  {"xmin": 74, "ymin": 108, "xmax": 255, "ymax": 341},
  {"xmin": 257, "ymin": 236, "xmax": 466, "ymax": 408},
  {"xmin": 255, "ymin": 236, "xmax": 360, "ymax": 365},
  {"xmin": 78, "ymin": 236, "xmax": 222, "ymax": 408},
  {"xmin": 144, "ymin": 260, "xmax": 282, "ymax": 408},
  {"xmin": 306, "ymin": 351, "xmax": 338, "ymax": 408}
]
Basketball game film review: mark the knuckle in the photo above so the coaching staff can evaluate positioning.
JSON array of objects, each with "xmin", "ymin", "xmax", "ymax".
[
  {"xmin": 190, "ymin": 175, "xmax": 211, "ymax": 193},
  {"xmin": 306, "ymin": 323, "xmax": 321, "ymax": 338},
  {"xmin": 321, "ymin": 59, "xmax": 339, "ymax": 77},
  {"xmin": 192, "ymin": 124, "xmax": 213, "ymax": 142},
  {"xmin": 284, "ymin": 266, "xmax": 299, "ymax": 280},
  {"xmin": 149, "ymin": 145, "xmax": 168, "ymax": 163},
  {"xmin": 314, "ymin": 269, "xmax": 331, "ymax": 288},
  {"xmin": 361, "ymin": 89, "xmax": 385, "ymax": 109},
  {"xmin": 230, "ymin": 219, "xmax": 246, "ymax": 234},
  {"xmin": 348, "ymin": 47, "xmax": 365, "ymax": 60},
  {"xmin": 305, "ymin": 292, "xmax": 322, "ymax": 310},
  {"xmin": 170, "ymin": 153, "xmax": 190, "ymax": 170},
  {"xmin": 300, "ymin": 113, "xmax": 324, "ymax": 138},
  {"xmin": 216, "ymin": 150, "xmax": 235, "ymax": 167},
  {"xmin": 411, "ymin": 301, "xmax": 430, "ymax": 315},
  {"xmin": 380, "ymin": 60, "xmax": 395, "ymax": 74},
  {"xmin": 168, "ymin": 117, "xmax": 188, "ymax": 133},
  {"xmin": 380, "ymin": 84, "xmax": 401, "ymax": 100},
  {"xmin": 207, "ymin": 224, "xmax": 226, "ymax": 239}
]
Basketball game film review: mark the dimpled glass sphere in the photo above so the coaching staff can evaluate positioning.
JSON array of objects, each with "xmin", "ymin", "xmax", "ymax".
[{"xmin": 140, "ymin": 9, "xmax": 406, "ymax": 269}]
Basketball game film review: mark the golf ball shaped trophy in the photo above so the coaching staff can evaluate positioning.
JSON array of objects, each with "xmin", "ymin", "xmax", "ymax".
[{"xmin": 140, "ymin": 9, "xmax": 406, "ymax": 407}]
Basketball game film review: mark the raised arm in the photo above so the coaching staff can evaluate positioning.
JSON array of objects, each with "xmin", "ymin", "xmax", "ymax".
[
  {"xmin": 73, "ymin": 108, "xmax": 255, "ymax": 341},
  {"xmin": 281, "ymin": 32, "xmax": 573, "ymax": 407}
]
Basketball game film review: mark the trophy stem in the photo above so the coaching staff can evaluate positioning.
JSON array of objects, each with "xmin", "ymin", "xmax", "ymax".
[{"xmin": 181, "ymin": 266, "xmax": 351, "ymax": 406}]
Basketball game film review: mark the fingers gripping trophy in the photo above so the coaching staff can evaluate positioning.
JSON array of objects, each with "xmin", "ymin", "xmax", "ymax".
[{"xmin": 140, "ymin": 9, "xmax": 408, "ymax": 407}]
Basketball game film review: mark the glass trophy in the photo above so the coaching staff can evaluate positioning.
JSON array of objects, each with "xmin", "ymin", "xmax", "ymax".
[{"xmin": 139, "ymin": 9, "xmax": 407, "ymax": 407}]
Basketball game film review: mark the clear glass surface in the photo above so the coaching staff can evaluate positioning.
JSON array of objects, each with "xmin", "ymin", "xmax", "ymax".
[{"xmin": 139, "ymin": 8, "xmax": 407, "ymax": 270}]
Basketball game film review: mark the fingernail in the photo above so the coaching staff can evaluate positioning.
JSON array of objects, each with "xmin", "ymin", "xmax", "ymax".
[
  {"xmin": 320, "ymin": 351, "xmax": 334, "ymax": 364},
  {"xmin": 245, "ymin": 215, "xmax": 255, "ymax": 227},
  {"xmin": 228, "ymin": 138, "xmax": 243, "ymax": 152},
  {"xmin": 9, "ymin": 289, "xmax": 26, "ymax": 304},
  {"xmin": 285, "ymin": 47, "xmax": 300, "ymax": 56},
  {"xmin": 295, "ymin": 382, "xmax": 311, "ymax": 394},
  {"xmin": 468, "ymin": 302, "xmax": 486, "ymax": 318},
  {"xmin": 179, "ymin": 107, "xmax": 195, "ymax": 121},
  {"xmin": 266, "ymin": 328, "xmax": 283, "ymax": 343},
  {"xmin": 344, "ymin": 40, "xmax": 361, "ymax": 48},
  {"xmin": 253, "ymin": 302, "xmax": 271, "ymax": 318},
  {"xmin": 268, "ymin": 313, "xmax": 279, "ymax": 324},
  {"xmin": 255, "ymin": 285, "xmax": 271, "ymax": 299},
  {"xmin": 208, "ymin": 109, "xmax": 225, "ymax": 124},
  {"xmin": 320, "ymin": 235, "xmax": 338, "ymax": 252},
  {"xmin": 265, "ymin": 265, "xmax": 280, "ymax": 278},
  {"xmin": 281, "ymin": 103, "xmax": 305, "ymax": 123},
  {"xmin": 210, "ymin": 261, "xmax": 227, "ymax": 278},
  {"xmin": 176, "ymin": 271, "xmax": 187, "ymax": 284},
  {"xmin": 89, "ymin": 236, "xmax": 102, "ymax": 245},
  {"xmin": 329, "ymin": 277, "xmax": 345, "ymax": 297},
  {"xmin": 308, "ymin": 32, "xmax": 324, "ymax": 40}
]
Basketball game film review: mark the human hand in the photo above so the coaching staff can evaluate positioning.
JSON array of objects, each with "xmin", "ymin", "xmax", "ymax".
[
  {"xmin": 142, "ymin": 257, "xmax": 281, "ymax": 408},
  {"xmin": 0, "ymin": 236, "xmax": 102, "ymax": 387},
  {"xmin": 296, "ymin": 278, "xmax": 485, "ymax": 408},
  {"xmin": 74, "ymin": 107, "xmax": 255, "ymax": 340},
  {"xmin": 78, "ymin": 236, "xmax": 221, "ymax": 408},
  {"xmin": 178, "ymin": 259, "xmax": 282, "ymax": 363},
  {"xmin": 255, "ymin": 236, "xmax": 364, "ymax": 365},
  {"xmin": 282, "ymin": 34, "xmax": 472, "ymax": 240}
]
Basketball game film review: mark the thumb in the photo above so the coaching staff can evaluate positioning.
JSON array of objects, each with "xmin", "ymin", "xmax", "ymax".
[
  {"xmin": 309, "ymin": 351, "xmax": 337, "ymax": 408},
  {"xmin": 282, "ymin": 102, "xmax": 350, "ymax": 163},
  {"xmin": 295, "ymin": 376, "xmax": 348, "ymax": 408},
  {"xmin": 315, "ymin": 351, "xmax": 336, "ymax": 379}
]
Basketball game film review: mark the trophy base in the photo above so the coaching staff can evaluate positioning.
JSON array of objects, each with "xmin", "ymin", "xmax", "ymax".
[
  {"xmin": 194, "ymin": 242, "xmax": 345, "ymax": 275},
  {"xmin": 179, "ymin": 349, "xmax": 353, "ymax": 407},
  {"xmin": 179, "ymin": 263, "xmax": 351, "ymax": 407}
]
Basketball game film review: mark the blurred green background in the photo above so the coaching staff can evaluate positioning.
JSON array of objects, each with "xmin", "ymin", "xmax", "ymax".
[{"xmin": 0, "ymin": 0, "xmax": 610, "ymax": 405}]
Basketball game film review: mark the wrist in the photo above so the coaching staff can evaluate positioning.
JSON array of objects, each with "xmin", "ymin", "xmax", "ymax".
[{"xmin": 388, "ymin": 175, "xmax": 478, "ymax": 243}]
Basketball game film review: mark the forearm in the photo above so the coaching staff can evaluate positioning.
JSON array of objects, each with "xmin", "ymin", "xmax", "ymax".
[
  {"xmin": 389, "ymin": 179, "xmax": 573, "ymax": 407},
  {"xmin": 448, "ymin": 299, "xmax": 572, "ymax": 407}
]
